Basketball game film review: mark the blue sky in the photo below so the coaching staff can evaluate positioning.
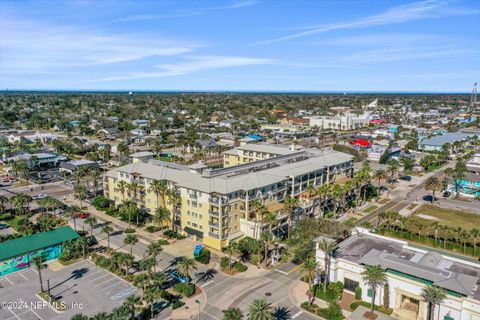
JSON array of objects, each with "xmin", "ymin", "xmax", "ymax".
[{"xmin": 0, "ymin": 0, "xmax": 479, "ymax": 92}]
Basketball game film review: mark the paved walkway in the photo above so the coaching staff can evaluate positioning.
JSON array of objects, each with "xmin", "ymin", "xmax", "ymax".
[{"xmin": 170, "ymin": 287, "xmax": 207, "ymax": 319}]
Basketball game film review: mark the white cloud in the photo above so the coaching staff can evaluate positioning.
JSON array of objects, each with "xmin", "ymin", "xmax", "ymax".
[
  {"xmin": 90, "ymin": 55, "xmax": 274, "ymax": 81},
  {"xmin": 0, "ymin": 18, "xmax": 201, "ymax": 73},
  {"xmin": 227, "ymin": 0, "xmax": 258, "ymax": 9},
  {"xmin": 247, "ymin": 0, "xmax": 477, "ymax": 46}
]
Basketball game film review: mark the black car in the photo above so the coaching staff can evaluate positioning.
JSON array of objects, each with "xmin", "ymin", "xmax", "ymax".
[
  {"xmin": 443, "ymin": 191, "xmax": 451, "ymax": 198},
  {"xmin": 399, "ymin": 176, "xmax": 412, "ymax": 181},
  {"xmin": 0, "ymin": 224, "xmax": 9, "ymax": 230}
]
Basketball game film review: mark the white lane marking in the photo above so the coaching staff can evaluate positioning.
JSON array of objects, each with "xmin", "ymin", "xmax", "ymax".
[
  {"xmin": 88, "ymin": 273, "xmax": 110, "ymax": 283},
  {"xmin": 200, "ymin": 280, "xmax": 213, "ymax": 288},
  {"xmin": 30, "ymin": 268, "xmax": 38, "ymax": 274},
  {"xmin": 2, "ymin": 276, "xmax": 14, "ymax": 285},
  {"xmin": 274, "ymin": 268, "xmax": 288, "ymax": 275},
  {"xmin": 111, "ymin": 287, "xmax": 137, "ymax": 301},
  {"xmin": 292, "ymin": 311, "xmax": 303, "ymax": 319},
  {"xmin": 101, "ymin": 280, "xmax": 122, "ymax": 291},
  {"xmin": 6, "ymin": 309, "xmax": 21, "ymax": 320},
  {"xmin": 94, "ymin": 277, "xmax": 117, "ymax": 287},
  {"xmin": 17, "ymin": 271, "xmax": 28, "ymax": 280},
  {"xmin": 20, "ymin": 300, "xmax": 44, "ymax": 320}
]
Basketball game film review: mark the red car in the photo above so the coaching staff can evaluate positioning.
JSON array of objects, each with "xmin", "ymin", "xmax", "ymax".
[
  {"xmin": 79, "ymin": 213, "xmax": 90, "ymax": 219},
  {"xmin": 351, "ymin": 139, "xmax": 371, "ymax": 148}
]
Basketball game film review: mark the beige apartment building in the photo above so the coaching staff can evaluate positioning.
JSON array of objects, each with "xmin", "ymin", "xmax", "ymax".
[
  {"xmin": 222, "ymin": 144, "xmax": 301, "ymax": 167},
  {"xmin": 104, "ymin": 145, "xmax": 354, "ymax": 250}
]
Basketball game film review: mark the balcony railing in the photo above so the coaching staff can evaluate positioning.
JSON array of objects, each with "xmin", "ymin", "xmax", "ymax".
[
  {"xmin": 209, "ymin": 210, "xmax": 219, "ymax": 217},
  {"xmin": 209, "ymin": 221, "xmax": 219, "ymax": 228},
  {"xmin": 208, "ymin": 232, "xmax": 220, "ymax": 239}
]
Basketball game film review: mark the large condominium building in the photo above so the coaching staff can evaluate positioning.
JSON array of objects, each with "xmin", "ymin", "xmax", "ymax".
[
  {"xmin": 316, "ymin": 228, "xmax": 480, "ymax": 320},
  {"xmin": 222, "ymin": 143, "xmax": 300, "ymax": 167},
  {"xmin": 104, "ymin": 146, "xmax": 353, "ymax": 250},
  {"xmin": 308, "ymin": 107, "xmax": 370, "ymax": 131}
]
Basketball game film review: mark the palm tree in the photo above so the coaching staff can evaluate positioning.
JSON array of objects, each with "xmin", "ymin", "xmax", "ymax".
[
  {"xmin": 470, "ymin": 228, "xmax": 479, "ymax": 256},
  {"xmin": 425, "ymin": 176, "xmax": 441, "ymax": 203},
  {"xmin": 124, "ymin": 234, "xmax": 138, "ymax": 256},
  {"xmin": 73, "ymin": 184, "xmax": 87, "ymax": 209},
  {"xmin": 177, "ymin": 256, "xmax": 197, "ymax": 279},
  {"xmin": 167, "ymin": 189, "xmax": 181, "ymax": 230},
  {"xmin": 250, "ymin": 199, "xmax": 266, "ymax": 239},
  {"xmin": 319, "ymin": 238, "xmax": 336, "ymax": 293},
  {"xmin": 31, "ymin": 255, "xmax": 47, "ymax": 293},
  {"xmin": 247, "ymin": 298, "xmax": 274, "ymax": 320},
  {"xmin": 128, "ymin": 181, "xmax": 141, "ymax": 203},
  {"xmin": 223, "ymin": 242, "xmax": 237, "ymax": 271},
  {"xmin": 361, "ymin": 265, "xmax": 388, "ymax": 315},
  {"xmin": 146, "ymin": 241, "xmax": 162, "ymax": 272},
  {"xmin": 260, "ymin": 232, "xmax": 272, "ymax": 267},
  {"xmin": 85, "ymin": 216, "xmax": 97, "ymax": 239},
  {"xmin": 120, "ymin": 200, "xmax": 137, "ymax": 230},
  {"xmin": 149, "ymin": 179, "xmax": 168, "ymax": 208},
  {"xmin": 117, "ymin": 180, "xmax": 128, "ymax": 201},
  {"xmin": 387, "ymin": 159, "xmax": 399, "ymax": 187},
  {"xmin": 65, "ymin": 205, "xmax": 81, "ymax": 231},
  {"xmin": 102, "ymin": 225, "xmax": 114, "ymax": 251},
  {"xmin": 89, "ymin": 169, "xmax": 101, "ymax": 196},
  {"xmin": 422, "ymin": 285, "xmax": 446, "ymax": 320},
  {"xmin": 301, "ymin": 258, "xmax": 318, "ymax": 304},
  {"xmin": 153, "ymin": 207, "xmax": 170, "ymax": 229},
  {"xmin": 144, "ymin": 286, "xmax": 162, "ymax": 319},
  {"xmin": 123, "ymin": 295, "xmax": 141, "ymax": 320},
  {"xmin": 223, "ymin": 307, "xmax": 244, "ymax": 320},
  {"xmin": 284, "ymin": 196, "xmax": 299, "ymax": 238},
  {"xmin": 0, "ymin": 195, "xmax": 9, "ymax": 218}
]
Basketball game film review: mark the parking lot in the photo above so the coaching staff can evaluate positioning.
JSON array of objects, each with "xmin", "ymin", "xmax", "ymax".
[{"xmin": 0, "ymin": 260, "xmax": 136, "ymax": 319}]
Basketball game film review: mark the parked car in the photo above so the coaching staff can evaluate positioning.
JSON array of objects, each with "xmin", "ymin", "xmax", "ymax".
[
  {"xmin": 79, "ymin": 212, "xmax": 90, "ymax": 219},
  {"xmin": 167, "ymin": 270, "xmax": 191, "ymax": 283},
  {"xmin": 443, "ymin": 191, "xmax": 451, "ymax": 198},
  {"xmin": 32, "ymin": 194, "xmax": 48, "ymax": 200},
  {"xmin": 399, "ymin": 175, "xmax": 412, "ymax": 181},
  {"xmin": 0, "ymin": 223, "xmax": 9, "ymax": 230}
]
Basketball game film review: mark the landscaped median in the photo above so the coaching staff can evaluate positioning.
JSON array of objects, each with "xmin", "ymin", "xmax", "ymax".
[{"xmin": 36, "ymin": 291, "xmax": 68, "ymax": 313}]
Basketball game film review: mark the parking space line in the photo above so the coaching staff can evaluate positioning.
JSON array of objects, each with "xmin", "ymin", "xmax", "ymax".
[
  {"xmin": 101, "ymin": 281, "xmax": 123, "ymax": 292},
  {"xmin": 6, "ymin": 309, "xmax": 20, "ymax": 320},
  {"xmin": 20, "ymin": 299, "xmax": 44, "ymax": 320},
  {"xmin": 94, "ymin": 277, "xmax": 117, "ymax": 287},
  {"xmin": 292, "ymin": 311, "xmax": 303, "ymax": 319},
  {"xmin": 1, "ymin": 276, "xmax": 14, "ymax": 285},
  {"xmin": 200, "ymin": 280, "xmax": 214, "ymax": 288},
  {"xmin": 111, "ymin": 287, "xmax": 136, "ymax": 301},
  {"xmin": 88, "ymin": 273, "xmax": 109, "ymax": 283},
  {"xmin": 17, "ymin": 271, "xmax": 28, "ymax": 280}
]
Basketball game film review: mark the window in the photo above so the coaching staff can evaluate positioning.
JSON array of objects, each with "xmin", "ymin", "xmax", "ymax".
[{"xmin": 344, "ymin": 278, "xmax": 359, "ymax": 292}]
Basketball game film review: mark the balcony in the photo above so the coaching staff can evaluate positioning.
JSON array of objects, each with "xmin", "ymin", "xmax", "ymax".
[
  {"xmin": 209, "ymin": 221, "xmax": 219, "ymax": 228},
  {"xmin": 208, "ymin": 232, "xmax": 220, "ymax": 239},
  {"xmin": 209, "ymin": 210, "xmax": 219, "ymax": 217}
]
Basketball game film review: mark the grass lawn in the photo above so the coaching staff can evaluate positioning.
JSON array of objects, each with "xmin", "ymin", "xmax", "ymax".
[
  {"xmin": 414, "ymin": 204, "xmax": 480, "ymax": 231},
  {"xmin": 364, "ymin": 205, "xmax": 378, "ymax": 213}
]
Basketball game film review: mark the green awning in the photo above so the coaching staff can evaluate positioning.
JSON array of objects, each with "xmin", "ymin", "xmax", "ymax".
[{"xmin": 0, "ymin": 226, "xmax": 79, "ymax": 261}]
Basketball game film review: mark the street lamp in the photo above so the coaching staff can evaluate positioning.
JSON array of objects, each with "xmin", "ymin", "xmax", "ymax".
[{"xmin": 194, "ymin": 299, "xmax": 200, "ymax": 320}]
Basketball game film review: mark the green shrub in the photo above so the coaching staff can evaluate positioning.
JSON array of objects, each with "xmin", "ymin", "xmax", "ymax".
[
  {"xmin": 313, "ymin": 284, "xmax": 339, "ymax": 302},
  {"xmin": 163, "ymin": 230, "xmax": 185, "ymax": 239},
  {"xmin": 174, "ymin": 282, "xmax": 196, "ymax": 297},
  {"xmin": 124, "ymin": 228, "xmax": 136, "ymax": 233},
  {"xmin": 160, "ymin": 290, "xmax": 173, "ymax": 301},
  {"xmin": 318, "ymin": 301, "xmax": 344, "ymax": 320},
  {"xmin": 194, "ymin": 249, "xmax": 210, "ymax": 264},
  {"xmin": 234, "ymin": 262, "xmax": 247, "ymax": 272},
  {"xmin": 350, "ymin": 301, "xmax": 393, "ymax": 315},
  {"xmin": 105, "ymin": 205, "xmax": 118, "ymax": 216},
  {"xmin": 355, "ymin": 287, "xmax": 362, "ymax": 300},
  {"xmin": 171, "ymin": 300, "xmax": 185, "ymax": 309},
  {"xmin": 145, "ymin": 225, "xmax": 163, "ymax": 233},
  {"xmin": 92, "ymin": 196, "xmax": 112, "ymax": 210},
  {"xmin": 220, "ymin": 257, "xmax": 230, "ymax": 270},
  {"xmin": 328, "ymin": 281, "xmax": 344, "ymax": 299},
  {"xmin": 250, "ymin": 255, "xmax": 261, "ymax": 266},
  {"xmin": 158, "ymin": 239, "xmax": 170, "ymax": 245}
]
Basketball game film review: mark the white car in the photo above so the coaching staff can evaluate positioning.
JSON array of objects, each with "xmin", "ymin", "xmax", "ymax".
[{"xmin": 33, "ymin": 194, "xmax": 48, "ymax": 200}]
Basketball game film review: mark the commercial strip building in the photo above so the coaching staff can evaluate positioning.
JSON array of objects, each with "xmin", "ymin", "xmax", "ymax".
[
  {"xmin": 419, "ymin": 132, "xmax": 475, "ymax": 152},
  {"xmin": 0, "ymin": 226, "xmax": 79, "ymax": 276},
  {"xmin": 316, "ymin": 228, "xmax": 480, "ymax": 320},
  {"xmin": 104, "ymin": 145, "xmax": 354, "ymax": 250}
]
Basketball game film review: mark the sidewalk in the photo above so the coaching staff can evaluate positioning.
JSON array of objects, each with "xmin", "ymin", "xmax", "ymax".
[{"xmin": 170, "ymin": 287, "xmax": 207, "ymax": 320}]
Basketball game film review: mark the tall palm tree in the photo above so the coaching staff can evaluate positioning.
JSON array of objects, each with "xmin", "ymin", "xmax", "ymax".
[
  {"xmin": 144, "ymin": 286, "xmax": 162, "ymax": 319},
  {"xmin": 65, "ymin": 205, "xmax": 81, "ymax": 231},
  {"xmin": 319, "ymin": 238, "xmax": 336, "ymax": 293},
  {"xmin": 223, "ymin": 242, "xmax": 237, "ymax": 271},
  {"xmin": 85, "ymin": 216, "xmax": 97, "ymax": 239},
  {"xmin": 167, "ymin": 189, "xmax": 181, "ymax": 230},
  {"xmin": 260, "ymin": 232, "xmax": 272, "ymax": 267},
  {"xmin": 387, "ymin": 159, "xmax": 399, "ymax": 187},
  {"xmin": 0, "ymin": 195, "xmax": 8, "ymax": 216},
  {"xmin": 470, "ymin": 228, "xmax": 479, "ymax": 256},
  {"xmin": 89, "ymin": 169, "xmax": 101, "ymax": 196},
  {"xmin": 250, "ymin": 199, "xmax": 266, "ymax": 239},
  {"xmin": 146, "ymin": 241, "xmax": 162, "ymax": 272},
  {"xmin": 128, "ymin": 181, "xmax": 140, "ymax": 203},
  {"xmin": 31, "ymin": 255, "xmax": 47, "ymax": 293},
  {"xmin": 284, "ymin": 196, "xmax": 299, "ymax": 238},
  {"xmin": 223, "ymin": 307, "xmax": 243, "ymax": 320},
  {"xmin": 422, "ymin": 285, "xmax": 446, "ymax": 320},
  {"xmin": 361, "ymin": 265, "xmax": 388, "ymax": 315},
  {"xmin": 120, "ymin": 200, "xmax": 137, "ymax": 230},
  {"xmin": 102, "ymin": 225, "xmax": 114, "ymax": 251},
  {"xmin": 425, "ymin": 176, "xmax": 441, "ymax": 203},
  {"xmin": 247, "ymin": 298, "xmax": 274, "ymax": 320},
  {"xmin": 123, "ymin": 295, "xmax": 141, "ymax": 320},
  {"xmin": 316, "ymin": 183, "xmax": 332, "ymax": 216},
  {"xmin": 149, "ymin": 179, "xmax": 168, "ymax": 208},
  {"xmin": 73, "ymin": 184, "xmax": 87, "ymax": 209},
  {"xmin": 301, "ymin": 258, "xmax": 318, "ymax": 304},
  {"xmin": 117, "ymin": 180, "xmax": 128, "ymax": 201},
  {"xmin": 124, "ymin": 234, "xmax": 138, "ymax": 256},
  {"xmin": 177, "ymin": 256, "xmax": 197, "ymax": 279}
]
